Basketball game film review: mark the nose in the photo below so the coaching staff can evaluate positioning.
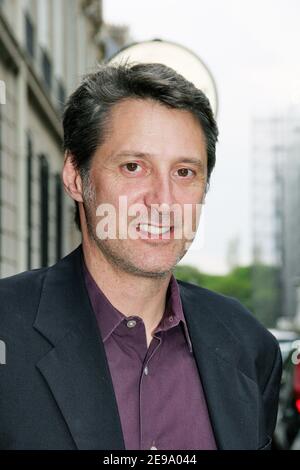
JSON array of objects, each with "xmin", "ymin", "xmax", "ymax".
[
  {"xmin": 144, "ymin": 173, "xmax": 175, "ymax": 225},
  {"xmin": 143, "ymin": 172, "xmax": 175, "ymax": 222}
]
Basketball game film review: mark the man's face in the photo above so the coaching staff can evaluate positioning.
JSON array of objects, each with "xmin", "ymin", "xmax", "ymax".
[{"xmin": 83, "ymin": 98, "xmax": 207, "ymax": 278}]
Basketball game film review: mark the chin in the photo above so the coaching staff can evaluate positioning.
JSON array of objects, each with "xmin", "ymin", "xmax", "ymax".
[
  {"xmin": 134, "ymin": 268, "xmax": 172, "ymax": 279},
  {"xmin": 134, "ymin": 260, "xmax": 175, "ymax": 276}
]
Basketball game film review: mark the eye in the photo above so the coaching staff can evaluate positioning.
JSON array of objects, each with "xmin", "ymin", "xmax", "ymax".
[
  {"xmin": 176, "ymin": 168, "xmax": 195, "ymax": 177},
  {"xmin": 122, "ymin": 162, "xmax": 142, "ymax": 174}
]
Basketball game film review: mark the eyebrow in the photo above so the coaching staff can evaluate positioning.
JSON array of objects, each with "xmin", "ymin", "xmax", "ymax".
[{"xmin": 110, "ymin": 151, "xmax": 206, "ymax": 173}]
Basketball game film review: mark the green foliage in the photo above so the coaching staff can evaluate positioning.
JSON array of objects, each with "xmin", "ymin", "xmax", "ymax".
[
  {"xmin": 250, "ymin": 264, "xmax": 281, "ymax": 328},
  {"xmin": 174, "ymin": 264, "xmax": 280, "ymax": 327}
]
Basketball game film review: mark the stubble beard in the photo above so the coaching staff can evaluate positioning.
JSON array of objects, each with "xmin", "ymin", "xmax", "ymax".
[{"xmin": 82, "ymin": 181, "xmax": 188, "ymax": 279}]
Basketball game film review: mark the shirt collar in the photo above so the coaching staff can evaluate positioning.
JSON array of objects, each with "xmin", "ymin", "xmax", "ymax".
[
  {"xmin": 82, "ymin": 254, "xmax": 193, "ymax": 353},
  {"xmin": 155, "ymin": 274, "xmax": 193, "ymax": 352}
]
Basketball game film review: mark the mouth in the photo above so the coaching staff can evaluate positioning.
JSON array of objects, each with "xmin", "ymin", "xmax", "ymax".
[{"xmin": 136, "ymin": 223, "xmax": 174, "ymax": 239}]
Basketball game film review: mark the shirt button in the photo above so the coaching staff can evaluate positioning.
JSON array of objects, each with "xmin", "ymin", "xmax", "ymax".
[
  {"xmin": 126, "ymin": 319, "xmax": 137, "ymax": 328},
  {"xmin": 144, "ymin": 365, "xmax": 149, "ymax": 375},
  {"xmin": 169, "ymin": 315, "xmax": 174, "ymax": 322}
]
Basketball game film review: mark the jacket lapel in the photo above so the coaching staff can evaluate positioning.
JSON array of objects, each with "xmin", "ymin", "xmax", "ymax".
[
  {"xmin": 34, "ymin": 245, "xmax": 125, "ymax": 450},
  {"xmin": 179, "ymin": 282, "xmax": 260, "ymax": 450}
]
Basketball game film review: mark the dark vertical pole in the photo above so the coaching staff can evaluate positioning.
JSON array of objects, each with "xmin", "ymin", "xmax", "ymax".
[
  {"xmin": 0, "ymin": 105, "xmax": 2, "ymax": 277},
  {"xmin": 26, "ymin": 135, "xmax": 32, "ymax": 269},
  {"xmin": 55, "ymin": 173, "xmax": 63, "ymax": 260},
  {"xmin": 39, "ymin": 155, "xmax": 49, "ymax": 267}
]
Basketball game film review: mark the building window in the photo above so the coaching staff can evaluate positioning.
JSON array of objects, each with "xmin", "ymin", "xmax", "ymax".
[
  {"xmin": 25, "ymin": 12, "xmax": 35, "ymax": 59},
  {"xmin": 41, "ymin": 49, "xmax": 52, "ymax": 90},
  {"xmin": 26, "ymin": 136, "xmax": 33, "ymax": 269},
  {"xmin": 57, "ymin": 80, "xmax": 66, "ymax": 114},
  {"xmin": 39, "ymin": 155, "xmax": 49, "ymax": 267}
]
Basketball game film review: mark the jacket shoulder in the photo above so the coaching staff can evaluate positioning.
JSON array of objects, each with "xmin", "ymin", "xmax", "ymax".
[
  {"xmin": 177, "ymin": 279, "xmax": 279, "ymax": 352},
  {"xmin": 0, "ymin": 266, "xmax": 49, "ymax": 325},
  {"xmin": 0, "ymin": 265, "xmax": 49, "ymax": 292}
]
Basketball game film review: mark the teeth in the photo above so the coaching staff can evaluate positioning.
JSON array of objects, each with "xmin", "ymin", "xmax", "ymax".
[{"xmin": 139, "ymin": 224, "xmax": 170, "ymax": 235}]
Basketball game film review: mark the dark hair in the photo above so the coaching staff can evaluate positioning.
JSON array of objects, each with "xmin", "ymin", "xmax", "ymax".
[{"xmin": 62, "ymin": 62, "xmax": 219, "ymax": 231}]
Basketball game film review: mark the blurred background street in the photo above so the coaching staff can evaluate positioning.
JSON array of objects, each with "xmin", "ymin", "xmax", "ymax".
[{"xmin": 0, "ymin": 0, "xmax": 299, "ymax": 449}]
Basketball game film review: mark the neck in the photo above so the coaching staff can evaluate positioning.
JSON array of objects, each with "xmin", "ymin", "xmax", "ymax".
[{"xmin": 81, "ymin": 235, "xmax": 172, "ymax": 341}]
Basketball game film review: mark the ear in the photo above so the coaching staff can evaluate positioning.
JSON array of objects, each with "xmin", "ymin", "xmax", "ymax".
[{"xmin": 62, "ymin": 151, "xmax": 84, "ymax": 203}]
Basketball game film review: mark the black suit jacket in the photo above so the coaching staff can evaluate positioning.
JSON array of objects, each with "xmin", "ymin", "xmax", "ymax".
[{"xmin": 0, "ymin": 245, "xmax": 282, "ymax": 450}]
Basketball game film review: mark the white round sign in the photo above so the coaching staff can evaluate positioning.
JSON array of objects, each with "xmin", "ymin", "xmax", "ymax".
[{"xmin": 107, "ymin": 39, "xmax": 218, "ymax": 116}]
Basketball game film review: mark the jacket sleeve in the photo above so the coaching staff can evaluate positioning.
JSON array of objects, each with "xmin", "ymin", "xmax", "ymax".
[{"xmin": 262, "ymin": 342, "xmax": 282, "ymax": 439}]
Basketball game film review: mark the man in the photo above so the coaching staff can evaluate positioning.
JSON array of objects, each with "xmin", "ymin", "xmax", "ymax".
[{"xmin": 0, "ymin": 63, "xmax": 281, "ymax": 450}]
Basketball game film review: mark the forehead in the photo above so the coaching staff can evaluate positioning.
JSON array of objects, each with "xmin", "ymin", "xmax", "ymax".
[{"xmin": 99, "ymin": 98, "xmax": 207, "ymax": 162}]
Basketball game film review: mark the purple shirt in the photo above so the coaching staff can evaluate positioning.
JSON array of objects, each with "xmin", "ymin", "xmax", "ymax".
[{"xmin": 82, "ymin": 258, "xmax": 217, "ymax": 450}]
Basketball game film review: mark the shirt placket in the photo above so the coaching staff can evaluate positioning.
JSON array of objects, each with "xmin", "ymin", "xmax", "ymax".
[{"xmin": 139, "ymin": 332, "xmax": 162, "ymax": 450}]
